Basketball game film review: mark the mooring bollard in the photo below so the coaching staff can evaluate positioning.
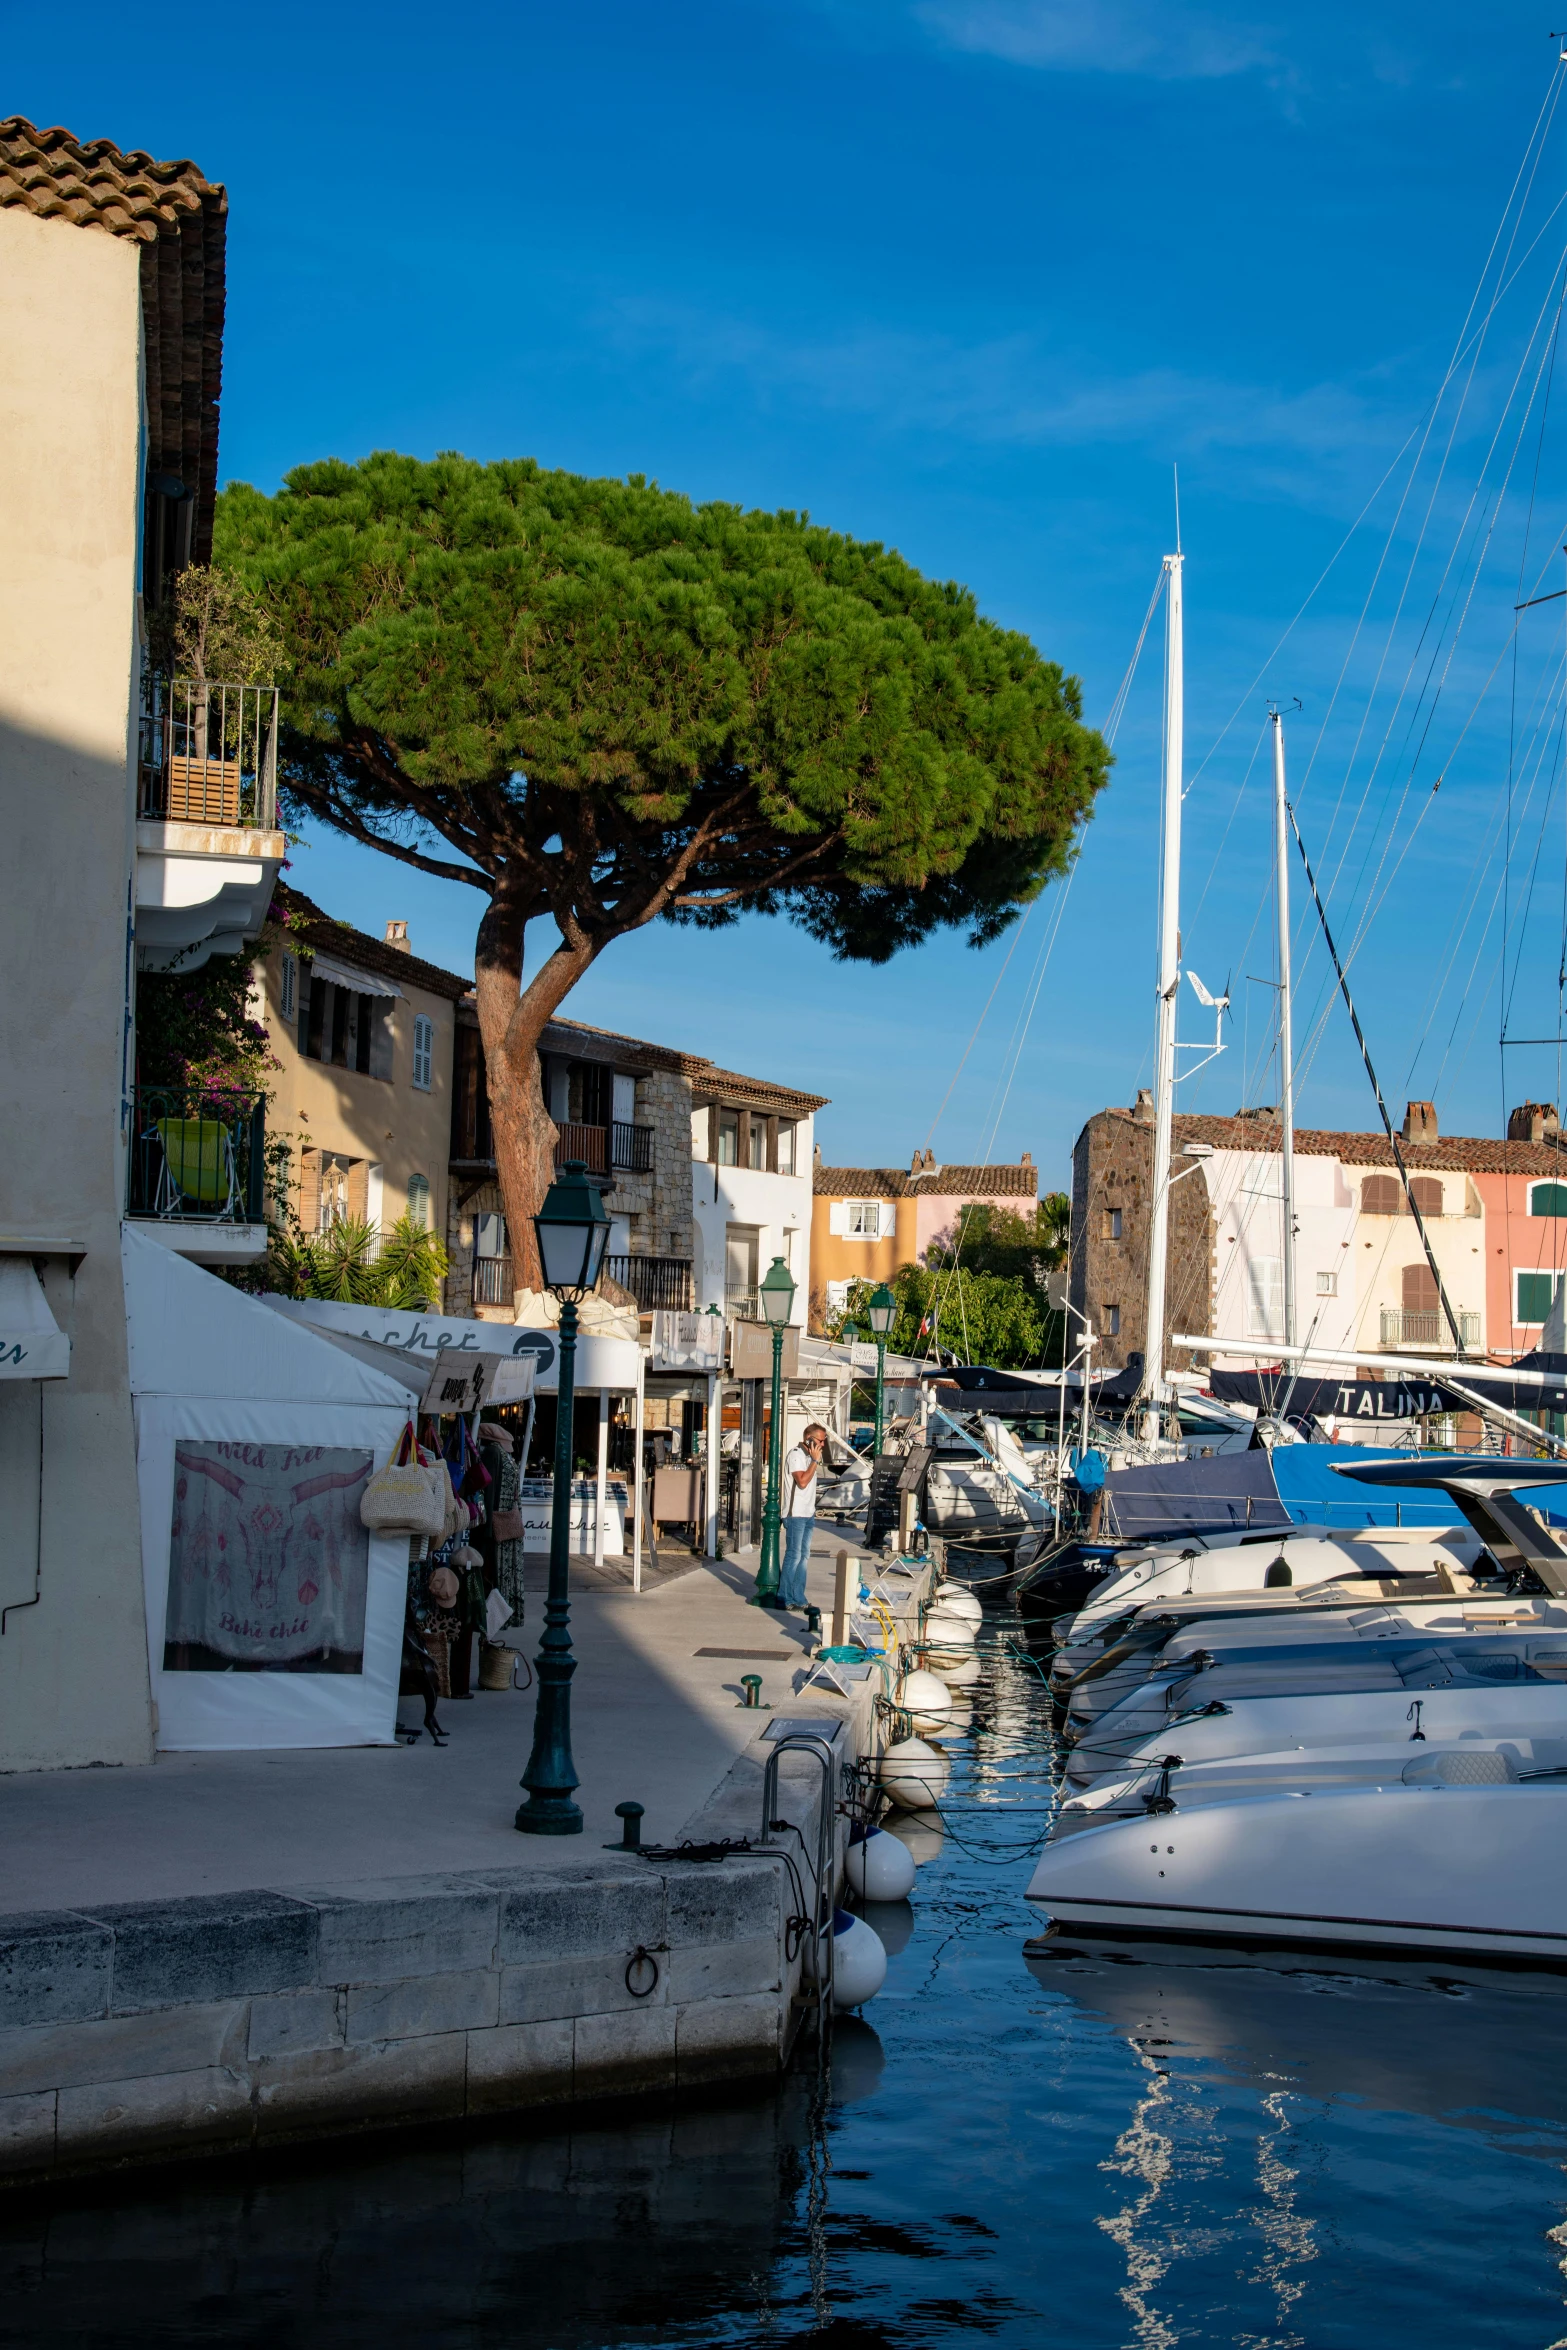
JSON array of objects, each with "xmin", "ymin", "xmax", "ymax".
[
  {"xmin": 604, "ymin": 1800, "xmax": 645, "ymax": 1851},
  {"xmin": 739, "ymin": 1674, "xmax": 766, "ymax": 1710}
]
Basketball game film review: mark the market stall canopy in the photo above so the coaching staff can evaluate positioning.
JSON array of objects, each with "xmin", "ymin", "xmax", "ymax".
[
  {"xmin": 259, "ymin": 1300, "xmax": 536, "ymax": 1411},
  {"xmin": 123, "ymin": 1225, "xmax": 413, "ymax": 1407},
  {"xmin": 269, "ymin": 1297, "xmax": 640, "ymax": 1396},
  {"xmin": 0, "ymin": 1257, "xmax": 69, "ymax": 1380}
]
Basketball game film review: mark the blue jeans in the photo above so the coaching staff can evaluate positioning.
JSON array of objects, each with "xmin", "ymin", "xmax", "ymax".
[{"xmin": 780, "ymin": 1514, "xmax": 815, "ymax": 1606}]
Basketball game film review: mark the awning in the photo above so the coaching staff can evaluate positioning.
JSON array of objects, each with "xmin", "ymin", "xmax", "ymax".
[
  {"xmin": 0, "ymin": 1259, "xmax": 70, "ymax": 1379},
  {"xmin": 304, "ymin": 951, "xmax": 402, "ymax": 999}
]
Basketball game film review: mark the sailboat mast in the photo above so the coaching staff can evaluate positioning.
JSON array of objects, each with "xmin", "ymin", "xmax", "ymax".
[
  {"xmin": 1271, "ymin": 708, "xmax": 1297, "ymax": 1347},
  {"xmin": 1142, "ymin": 550, "xmax": 1183, "ymax": 1441}
]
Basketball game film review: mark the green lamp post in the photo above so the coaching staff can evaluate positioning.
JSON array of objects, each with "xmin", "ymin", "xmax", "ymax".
[
  {"xmin": 750, "ymin": 1255, "xmax": 797, "ymax": 1607},
  {"xmin": 515, "ymin": 1159, "xmax": 611, "ymax": 1836},
  {"xmin": 866, "ymin": 1282, "xmax": 896, "ymax": 1454}
]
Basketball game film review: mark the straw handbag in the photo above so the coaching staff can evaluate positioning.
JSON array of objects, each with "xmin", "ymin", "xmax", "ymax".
[{"xmin": 361, "ymin": 1428, "xmax": 447, "ymax": 1538}]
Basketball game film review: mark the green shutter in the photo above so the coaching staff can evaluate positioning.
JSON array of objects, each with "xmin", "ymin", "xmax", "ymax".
[
  {"xmin": 1517, "ymin": 1272, "xmax": 1559, "ymax": 1323},
  {"xmin": 1531, "ymin": 1183, "xmax": 1567, "ymax": 1218}
]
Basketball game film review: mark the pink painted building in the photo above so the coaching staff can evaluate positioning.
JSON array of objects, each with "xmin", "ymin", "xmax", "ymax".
[{"xmin": 1470, "ymin": 1103, "xmax": 1567, "ymax": 1357}]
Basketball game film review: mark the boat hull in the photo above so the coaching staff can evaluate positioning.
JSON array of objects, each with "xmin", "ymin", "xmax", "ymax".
[{"xmin": 1027, "ymin": 1785, "xmax": 1567, "ymax": 1962}]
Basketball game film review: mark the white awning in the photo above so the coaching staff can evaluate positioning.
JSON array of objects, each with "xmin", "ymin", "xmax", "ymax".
[
  {"xmin": 0, "ymin": 1259, "xmax": 70, "ymax": 1379},
  {"xmin": 305, "ymin": 951, "xmax": 402, "ymax": 999}
]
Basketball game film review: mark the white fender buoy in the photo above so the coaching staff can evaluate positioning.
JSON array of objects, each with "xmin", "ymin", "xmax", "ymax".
[
  {"xmin": 899, "ymin": 1668, "xmax": 953, "ymax": 1732},
  {"xmin": 934, "ymin": 1584, "xmax": 982, "ymax": 1622},
  {"xmin": 935, "ymin": 1649, "xmax": 982, "ymax": 1688},
  {"xmin": 830, "ymin": 2015, "xmax": 886, "ymax": 2099},
  {"xmin": 831, "ymin": 1909, "xmax": 887, "ymax": 2009},
  {"xmin": 923, "ymin": 1608, "xmax": 978, "ymax": 1649},
  {"xmin": 877, "ymin": 1735, "xmax": 949, "ymax": 1810},
  {"xmin": 845, "ymin": 1824, "xmax": 918, "ymax": 1902},
  {"xmin": 931, "ymin": 1702, "xmax": 973, "ymax": 1741}
]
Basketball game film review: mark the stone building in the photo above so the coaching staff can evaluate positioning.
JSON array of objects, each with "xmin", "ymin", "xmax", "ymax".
[
  {"xmin": 1069, "ymin": 1091, "xmax": 1214, "ymax": 1372},
  {"xmin": 449, "ymin": 1008, "xmax": 824, "ymax": 1326}
]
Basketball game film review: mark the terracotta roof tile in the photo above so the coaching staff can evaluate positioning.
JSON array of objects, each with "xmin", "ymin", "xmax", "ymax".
[
  {"xmin": 814, "ymin": 1163, "xmax": 1038, "ymax": 1199},
  {"xmin": 275, "ymin": 885, "xmax": 472, "ymax": 1002},
  {"xmin": 0, "ymin": 118, "xmax": 226, "ymax": 564},
  {"xmin": 1155, "ymin": 1107, "xmax": 1567, "ymax": 1178}
]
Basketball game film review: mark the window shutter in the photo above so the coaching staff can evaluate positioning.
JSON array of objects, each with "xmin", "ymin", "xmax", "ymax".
[
  {"xmin": 829, "ymin": 1202, "xmax": 848, "ymax": 1237},
  {"xmin": 1402, "ymin": 1263, "xmax": 1439, "ymax": 1314},
  {"xmin": 1361, "ymin": 1175, "xmax": 1400, "ymax": 1214},
  {"xmin": 1408, "ymin": 1177, "xmax": 1443, "ymax": 1216}
]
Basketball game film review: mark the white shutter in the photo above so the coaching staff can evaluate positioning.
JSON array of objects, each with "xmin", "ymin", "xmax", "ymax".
[
  {"xmin": 612, "ymin": 1073, "xmax": 637, "ymax": 1125},
  {"xmin": 829, "ymin": 1202, "xmax": 848, "ymax": 1236}
]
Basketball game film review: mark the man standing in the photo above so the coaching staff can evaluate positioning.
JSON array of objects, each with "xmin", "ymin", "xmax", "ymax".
[{"xmin": 779, "ymin": 1422, "xmax": 827, "ymax": 1608}]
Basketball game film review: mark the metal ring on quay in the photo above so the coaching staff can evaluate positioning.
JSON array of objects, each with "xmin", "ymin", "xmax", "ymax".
[{"xmin": 625, "ymin": 1945, "xmax": 661, "ymax": 1998}]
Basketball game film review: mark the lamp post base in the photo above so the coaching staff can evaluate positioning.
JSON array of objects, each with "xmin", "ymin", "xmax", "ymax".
[{"xmin": 514, "ymin": 1793, "xmax": 584, "ymax": 1835}]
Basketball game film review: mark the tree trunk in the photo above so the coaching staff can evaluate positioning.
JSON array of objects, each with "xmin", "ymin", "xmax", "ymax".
[{"xmin": 473, "ymin": 892, "xmax": 598, "ymax": 1300}]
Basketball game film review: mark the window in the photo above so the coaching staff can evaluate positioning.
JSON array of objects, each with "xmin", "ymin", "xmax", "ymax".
[
  {"xmin": 474, "ymin": 1212, "xmax": 507, "ymax": 1259},
  {"xmin": 1102, "ymin": 1208, "xmax": 1122, "ymax": 1241},
  {"xmin": 847, "ymin": 1200, "xmax": 887, "ymax": 1238},
  {"xmin": 1362, "ymin": 1175, "xmax": 1400, "ymax": 1214},
  {"xmin": 412, "ymin": 1014, "xmax": 434, "ymax": 1092},
  {"xmin": 1516, "ymin": 1269, "xmax": 1566, "ymax": 1325},
  {"xmin": 777, "ymin": 1121, "xmax": 796, "ymax": 1176},
  {"xmin": 280, "ymin": 954, "xmax": 296, "ymax": 1021},
  {"xmin": 1402, "ymin": 1263, "xmax": 1439, "ymax": 1315},
  {"xmin": 1316, "ymin": 1269, "xmax": 1337, "ymax": 1297},
  {"xmin": 406, "ymin": 1174, "xmax": 430, "ymax": 1230},
  {"xmin": 1531, "ymin": 1182, "xmax": 1567, "ymax": 1218},
  {"xmin": 317, "ymin": 1153, "xmax": 353, "ymax": 1232},
  {"xmin": 747, "ymin": 1117, "xmax": 766, "ymax": 1171},
  {"xmin": 716, "ymin": 1109, "xmax": 739, "ymax": 1165},
  {"xmin": 1408, "ymin": 1177, "xmax": 1443, "ymax": 1217},
  {"xmin": 301, "ymin": 978, "xmax": 392, "ymax": 1079},
  {"xmin": 1246, "ymin": 1256, "xmax": 1285, "ymax": 1340},
  {"xmin": 1103, "ymin": 1304, "xmax": 1121, "ymax": 1337}
]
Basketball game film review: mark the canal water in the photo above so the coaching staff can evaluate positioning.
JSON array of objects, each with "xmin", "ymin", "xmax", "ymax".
[{"xmin": 9, "ymin": 1610, "xmax": 1567, "ymax": 2348}]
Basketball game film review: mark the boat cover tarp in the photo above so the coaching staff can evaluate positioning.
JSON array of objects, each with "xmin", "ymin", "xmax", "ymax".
[
  {"xmin": 1210, "ymin": 1356, "xmax": 1567, "ymax": 1419},
  {"xmin": 1101, "ymin": 1450, "xmax": 1288, "ymax": 1539}
]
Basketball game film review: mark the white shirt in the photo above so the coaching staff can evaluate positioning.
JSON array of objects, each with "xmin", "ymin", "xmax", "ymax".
[{"xmin": 784, "ymin": 1445, "xmax": 818, "ymax": 1518}]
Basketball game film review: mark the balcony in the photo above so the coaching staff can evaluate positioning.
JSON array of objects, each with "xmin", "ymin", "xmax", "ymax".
[
  {"xmin": 1379, "ymin": 1306, "xmax": 1482, "ymax": 1351},
  {"xmin": 472, "ymin": 1255, "xmax": 514, "ymax": 1308},
  {"xmin": 135, "ymin": 673, "xmax": 286, "ymax": 975},
  {"xmin": 139, "ymin": 676, "xmax": 279, "ymax": 828},
  {"xmin": 606, "ymin": 1255, "xmax": 693, "ymax": 1312},
  {"xmin": 725, "ymin": 1286, "xmax": 760, "ymax": 1321},
  {"xmin": 553, "ymin": 1121, "xmax": 654, "ymax": 1179},
  {"xmin": 126, "ymin": 1085, "xmax": 268, "ymax": 1261}
]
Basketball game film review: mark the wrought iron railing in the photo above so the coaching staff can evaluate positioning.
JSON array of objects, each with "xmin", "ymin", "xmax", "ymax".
[
  {"xmin": 1379, "ymin": 1306, "xmax": 1482, "ymax": 1350},
  {"xmin": 138, "ymin": 673, "xmax": 280, "ymax": 828},
  {"xmin": 611, "ymin": 1121, "xmax": 654, "ymax": 1172},
  {"xmin": 128, "ymin": 1086, "xmax": 266, "ymax": 1224},
  {"xmin": 472, "ymin": 1255, "xmax": 514, "ymax": 1307},
  {"xmin": 607, "ymin": 1255, "xmax": 693, "ymax": 1312}
]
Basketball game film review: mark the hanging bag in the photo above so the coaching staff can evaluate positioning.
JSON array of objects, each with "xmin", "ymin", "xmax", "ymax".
[{"xmin": 361, "ymin": 1425, "xmax": 449, "ymax": 1539}]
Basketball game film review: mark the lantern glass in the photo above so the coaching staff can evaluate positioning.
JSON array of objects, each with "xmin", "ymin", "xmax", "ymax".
[
  {"xmin": 533, "ymin": 1161, "xmax": 612, "ymax": 1298},
  {"xmin": 866, "ymin": 1282, "xmax": 896, "ymax": 1338},
  {"xmin": 758, "ymin": 1256, "xmax": 797, "ymax": 1327}
]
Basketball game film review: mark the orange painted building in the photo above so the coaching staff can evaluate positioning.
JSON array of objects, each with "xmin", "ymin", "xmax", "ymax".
[{"xmin": 809, "ymin": 1149, "xmax": 1038, "ymax": 1328}]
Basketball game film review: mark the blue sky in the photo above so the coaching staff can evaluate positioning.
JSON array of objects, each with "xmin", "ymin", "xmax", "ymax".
[{"xmin": 16, "ymin": 0, "xmax": 1567, "ymax": 1183}]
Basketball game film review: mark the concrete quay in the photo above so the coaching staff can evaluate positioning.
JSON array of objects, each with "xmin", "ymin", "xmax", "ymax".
[{"xmin": 0, "ymin": 1534, "xmax": 935, "ymax": 2186}]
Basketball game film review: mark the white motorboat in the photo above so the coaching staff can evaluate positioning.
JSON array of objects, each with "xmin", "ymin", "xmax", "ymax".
[
  {"xmin": 1026, "ymin": 1781, "xmax": 1567, "ymax": 1961},
  {"xmin": 1061, "ymin": 1595, "xmax": 1567, "ymax": 1742},
  {"xmin": 1072, "ymin": 1681, "xmax": 1567, "ymax": 1784},
  {"xmin": 1051, "ymin": 1733, "xmax": 1567, "ymax": 1838}
]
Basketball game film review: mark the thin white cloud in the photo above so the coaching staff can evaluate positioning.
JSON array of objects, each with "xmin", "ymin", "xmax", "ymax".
[
  {"xmin": 913, "ymin": 0, "xmax": 1278, "ymax": 81},
  {"xmin": 604, "ymin": 298, "xmax": 1404, "ymax": 484}
]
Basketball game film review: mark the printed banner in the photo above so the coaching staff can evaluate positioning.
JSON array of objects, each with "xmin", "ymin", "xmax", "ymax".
[{"xmin": 165, "ymin": 1441, "xmax": 373, "ymax": 1670}]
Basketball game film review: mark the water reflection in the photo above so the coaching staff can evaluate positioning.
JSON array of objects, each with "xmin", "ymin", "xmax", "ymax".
[{"xmin": 12, "ymin": 1612, "xmax": 1567, "ymax": 2348}]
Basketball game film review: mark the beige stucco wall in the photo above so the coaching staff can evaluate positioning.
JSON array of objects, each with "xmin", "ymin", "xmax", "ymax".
[
  {"xmin": 259, "ymin": 939, "xmax": 456, "ymax": 1251},
  {"xmin": 0, "ymin": 207, "xmax": 155, "ymax": 1768}
]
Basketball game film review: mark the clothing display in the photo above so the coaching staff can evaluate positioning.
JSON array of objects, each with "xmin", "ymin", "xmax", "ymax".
[{"xmin": 164, "ymin": 1440, "xmax": 374, "ymax": 1673}]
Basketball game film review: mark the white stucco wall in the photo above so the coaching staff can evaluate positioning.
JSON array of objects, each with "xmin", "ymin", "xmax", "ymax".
[
  {"xmin": 691, "ymin": 1116, "xmax": 815, "ymax": 1326},
  {"xmin": 0, "ymin": 205, "xmax": 153, "ymax": 1767}
]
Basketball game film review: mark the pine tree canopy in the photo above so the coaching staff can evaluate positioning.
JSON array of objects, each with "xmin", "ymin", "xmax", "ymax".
[{"xmin": 216, "ymin": 453, "xmax": 1112, "ymax": 962}]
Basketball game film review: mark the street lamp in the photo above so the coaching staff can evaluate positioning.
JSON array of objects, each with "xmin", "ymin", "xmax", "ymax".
[
  {"xmin": 750, "ymin": 1255, "xmax": 797, "ymax": 1608},
  {"xmin": 865, "ymin": 1282, "xmax": 896, "ymax": 1455},
  {"xmin": 516, "ymin": 1160, "xmax": 611, "ymax": 1836}
]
